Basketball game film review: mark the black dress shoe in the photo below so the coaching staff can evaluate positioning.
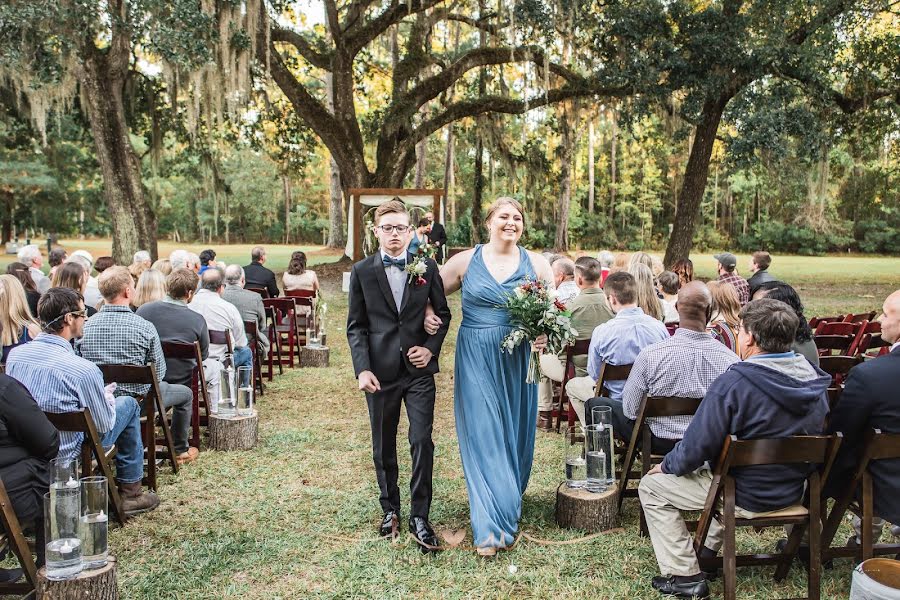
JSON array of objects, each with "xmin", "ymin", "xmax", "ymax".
[
  {"xmin": 0, "ymin": 568, "xmax": 23, "ymax": 583},
  {"xmin": 651, "ymin": 575, "xmax": 710, "ymax": 599},
  {"xmin": 409, "ymin": 516, "xmax": 440, "ymax": 554},
  {"xmin": 379, "ymin": 511, "xmax": 400, "ymax": 538},
  {"xmin": 695, "ymin": 545, "xmax": 719, "ymax": 580}
]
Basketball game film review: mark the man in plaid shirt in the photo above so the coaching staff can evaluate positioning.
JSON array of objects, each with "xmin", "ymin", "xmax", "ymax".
[
  {"xmin": 714, "ymin": 252, "xmax": 750, "ymax": 305},
  {"xmin": 79, "ymin": 267, "xmax": 198, "ymax": 465}
]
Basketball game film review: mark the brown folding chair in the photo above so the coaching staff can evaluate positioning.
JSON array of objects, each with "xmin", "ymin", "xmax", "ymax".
[
  {"xmin": 43, "ymin": 410, "xmax": 127, "ymax": 525},
  {"xmin": 208, "ymin": 329, "xmax": 235, "ymax": 356},
  {"xmin": 98, "ymin": 364, "xmax": 178, "ymax": 492},
  {"xmin": 556, "ymin": 339, "xmax": 592, "ymax": 433},
  {"xmin": 593, "ymin": 362, "xmax": 633, "ymax": 398},
  {"xmin": 844, "ymin": 311, "xmax": 876, "ymax": 324},
  {"xmin": 694, "ymin": 433, "xmax": 842, "ymax": 600},
  {"xmin": 284, "ymin": 289, "xmax": 316, "ymax": 299},
  {"xmin": 618, "ymin": 396, "xmax": 703, "ymax": 534},
  {"xmin": 243, "ymin": 320, "xmax": 265, "ymax": 396},
  {"xmin": 263, "ymin": 298, "xmax": 299, "ymax": 368},
  {"xmin": 246, "ymin": 287, "xmax": 269, "ymax": 299},
  {"xmin": 160, "ymin": 341, "xmax": 211, "ymax": 448},
  {"xmin": 0, "ymin": 477, "xmax": 38, "ymax": 598},
  {"xmin": 852, "ymin": 321, "xmax": 892, "ymax": 358},
  {"xmin": 819, "ymin": 355, "xmax": 862, "ymax": 388},
  {"xmin": 814, "ymin": 321, "xmax": 861, "ymax": 356},
  {"xmin": 285, "ymin": 291, "xmax": 315, "ymax": 348},
  {"xmin": 808, "ymin": 315, "xmax": 843, "ymax": 329},
  {"xmin": 264, "ymin": 306, "xmax": 283, "ymax": 378},
  {"xmin": 822, "ymin": 429, "xmax": 900, "ymax": 563}
]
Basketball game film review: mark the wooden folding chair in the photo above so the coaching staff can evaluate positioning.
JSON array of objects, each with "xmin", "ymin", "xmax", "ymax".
[
  {"xmin": 592, "ymin": 362, "xmax": 633, "ymax": 398},
  {"xmin": 98, "ymin": 364, "xmax": 178, "ymax": 492},
  {"xmin": 694, "ymin": 434, "xmax": 842, "ymax": 600},
  {"xmin": 264, "ymin": 306, "xmax": 283, "ymax": 378},
  {"xmin": 822, "ymin": 429, "xmax": 900, "ymax": 563},
  {"xmin": 808, "ymin": 315, "xmax": 843, "ymax": 329},
  {"xmin": 814, "ymin": 321, "xmax": 860, "ymax": 356},
  {"xmin": 160, "ymin": 341, "xmax": 211, "ymax": 449},
  {"xmin": 0, "ymin": 477, "xmax": 38, "ymax": 598},
  {"xmin": 285, "ymin": 290, "xmax": 315, "ymax": 348},
  {"xmin": 844, "ymin": 311, "xmax": 876, "ymax": 324},
  {"xmin": 243, "ymin": 320, "xmax": 265, "ymax": 396},
  {"xmin": 43, "ymin": 410, "xmax": 127, "ymax": 526},
  {"xmin": 208, "ymin": 329, "xmax": 235, "ymax": 356},
  {"xmin": 819, "ymin": 355, "xmax": 862, "ymax": 388},
  {"xmin": 665, "ymin": 323, "xmax": 679, "ymax": 336},
  {"xmin": 618, "ymin": 396, "xmax": 703, "ymax": 534},
  {"xmin": 852, "ymin": 321, "xmax": 891, "ymax": 358},
  {"xmin": 246, "ymin": 287, "xmax": 269, "ymax": 299},
  {"xmin": 263, "ymin": 298, "xmax": 299, "ymax": 368},
  {"xmin": 556, "ymin": 339, "xmax": 592, "ymax": 433}
]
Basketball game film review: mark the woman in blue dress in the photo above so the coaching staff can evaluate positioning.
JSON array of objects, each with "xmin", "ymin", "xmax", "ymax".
[{"xmin": 437, "ymin": 197, "xmax": 553, "ymax": 556}]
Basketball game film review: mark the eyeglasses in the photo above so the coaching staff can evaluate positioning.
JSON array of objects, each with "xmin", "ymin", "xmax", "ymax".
[
  {"xmin": 68, "ymin": 309, "xmax": 87, "ymax": 319},
  {"xmin": 376, "ymin": 225, "xmax": 410, "ymax": 234}
]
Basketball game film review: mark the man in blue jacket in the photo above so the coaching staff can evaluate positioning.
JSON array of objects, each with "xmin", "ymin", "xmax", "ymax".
[{"xmin": 638, "ymin": 298, "xmax": 831, "ymax": 599}]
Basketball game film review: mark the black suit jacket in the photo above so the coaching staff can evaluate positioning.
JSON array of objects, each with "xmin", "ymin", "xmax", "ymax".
[
  {"xmin": 826, "ymin": 346, "xmax": 900, "ymax": 523},
  {"xmin": 427, "ymin": 222, "xmax": 447, "ymax": 261},
  {"xmin": 243, "ymin": 261, "xmax": 279, "ymax": 298},
  {"xmin": 346, "ymin": 253, "xmax": 451, "ymax": 382},
  {"xmin": 0, "ymin": 375, "xmax": 59, "ymax": 469},
  {"xmin": 747, "ymin": 269, "xmax": 777, "ymax": 297}
]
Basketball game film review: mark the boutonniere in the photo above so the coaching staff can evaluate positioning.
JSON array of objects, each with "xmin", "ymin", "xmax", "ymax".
[{"xmin": 405, "ymin": 255, "xmax": 428, "ymax": 286}]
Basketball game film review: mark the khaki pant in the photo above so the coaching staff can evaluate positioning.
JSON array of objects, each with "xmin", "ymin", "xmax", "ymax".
[
  {"xmin": 639, "ymin": 469, "xmax": 769, "ymax": 577},
  {"xmin": 538, "ymin": 354, "xmax": 566, "ymax": 411},
  {"xmin": 564, "ymin": 376, "xmax": 596, "ymax": 426}
]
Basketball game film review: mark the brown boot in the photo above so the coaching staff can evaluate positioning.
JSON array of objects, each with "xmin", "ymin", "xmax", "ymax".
[
  {"xmin": 537, "ymin": 411, "xmax": 553, "ymax": 431},
  {"xmin": 118, "ymin": 482, "xmax": 160, "ymax": 516}
]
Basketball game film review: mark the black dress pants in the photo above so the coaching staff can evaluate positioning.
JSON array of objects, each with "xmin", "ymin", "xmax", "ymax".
[
  {"xmin": 0, "ymin": 458, "xmax": 50, "ymax": 566},
  {"xmin": 366, "ymin": 373, "xmax": 436, "ymax": 519}
]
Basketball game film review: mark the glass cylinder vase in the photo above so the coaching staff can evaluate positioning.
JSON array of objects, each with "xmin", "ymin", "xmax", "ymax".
[
  {"xmin": 79, "ymin": 476, "xmax": 108, "ymax": 569},
  {"xmin": 585, "ymin": 424, "xmax": 608, "ymax": 493},
  {"xmin": 591, "ymin": 406, "xmax": 616, "ymax": 485},
  {"xmin": 219, "ymin": 354, "xmax": 237, "ymax": 418},
  {"xmin": 563, "ymin": 425, "xmax": 586, "ymax": 489},
  {"xmin": 237, "ymin": 365, "xmax": 253, "ymax": 416},
  {"xmin": 44, "ymin": 489, "xmax": 83, "ymax": 580}
]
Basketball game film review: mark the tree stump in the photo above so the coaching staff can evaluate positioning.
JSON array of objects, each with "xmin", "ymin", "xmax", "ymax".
[
  {"xmin": 37, "ymin": 557, "xmax": 118, "ymax": 599},
  {"xmin": 555, "ymin": 482, "xmax": 619, "ymax": 532},
  {"xmin": 208, "ymin": 411, "xmax": 258, "ymax": 451},
  {"xmin": 300, "ymin": 346, "xmax": 330, "ymax": 368}
]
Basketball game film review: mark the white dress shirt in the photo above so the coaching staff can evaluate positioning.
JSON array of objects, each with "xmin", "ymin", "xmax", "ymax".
[
  {"xmin": 380, "ymin": 250, "xmax": 407, "ymax": 312},
  {"xmin": 189, "ymin": 289, "xmax": 248, "ymax": 359},
  {"xmin": 557, "ymin": 280, "xmax": 579, "ymax": 306}
]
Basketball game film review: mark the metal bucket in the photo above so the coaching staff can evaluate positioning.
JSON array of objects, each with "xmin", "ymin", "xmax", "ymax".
[{"xmin": 851, "ymin": 559, "xmax": 900, "ymax": 599}]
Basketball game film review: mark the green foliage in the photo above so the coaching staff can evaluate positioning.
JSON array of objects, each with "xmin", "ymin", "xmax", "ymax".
[{"xmin": 737, "ymin": 221, "xmax": 853, "ymax": 255}]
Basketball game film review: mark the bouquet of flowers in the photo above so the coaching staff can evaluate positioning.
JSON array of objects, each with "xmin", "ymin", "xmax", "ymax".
[
  {"xmin": 415, "ymin": 241, "xmax": 438, "ymax": 260},
  {"xmin": 500, "ymin": 278, "xmax": 578, "ymax": 384}
]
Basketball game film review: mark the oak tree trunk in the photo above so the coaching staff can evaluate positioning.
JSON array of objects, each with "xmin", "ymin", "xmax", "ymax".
[
  {"xmin": 588, "ymin": 119, "xmax": 595, "ymax": 214},
  {"xmin": 555, "ymin": 104, "xmax": 574, "ymax": 251},
  {"xmin": 324, "ymin": 71, "xmax": 346, "ymax": 249}
]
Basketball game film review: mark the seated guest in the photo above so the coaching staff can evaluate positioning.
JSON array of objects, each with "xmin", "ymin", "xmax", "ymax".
[
  {"xmin": 244, "ymin": 246, "xmax": 279, "ymax": 298},
  {"xmin": 282, "ymin": 251, "xmax": 319, "ymax": 294},
  {"xmin": 0, "ymin": 276, "xmax": 42, "ymax": 363},
  {"xmin": 16, "ymin": 245, "xmax": 49, "ymax": 294},
  {"xmin": 129, "ymin": 250, "xmax": 151, "ymax": 284},
  {"xmin": 657, "ymin": 271, "xmax": 681, "ymax": 323},
  {"xmin": 94, "ymin": 256, "xmax": 115, "ymax": 274},
  {"xmin": 0, "ymin": 374, "xmax": 59, "ymax": 571},
  {"xmin": 6, "ymin": 288, "xmax": 160, "ymax": 514},
  {"xmin": 190, "ymin": 268, "xmax": 252, "ymax": 368},
  {"xmin": 747, "ymin": 251, "xmax": 777, "ymax": 298},
  {"xmin": 137, "ymin": 269, "xmax": 222, "ymax": 401},
  {"xmin": 6, "ymin": 262, "xmax": 41, "ymax": 317},
  {"xmin": 407, "ymin": 218, "xmax": 430, "ymax": 255},
  {"xmin": 822, "ymin": 290, "xmax": 900, "ymax": 544},
  {"xmin": 638, "ymin": 299, "xmax": 830, "ymax": 599},
  {"xmin": 553, "ymin": 258, "xmax": 579, "ymax": 305},
  {"xmin": 198, "ymin": 249, "xmax": 217, "ymax": 275},
  {"xmin": 629, "ymin": 263, "xmax": 665, "ymax": 321},
  {"xmin": 617, "ymin": 282, "xmax": 739, "ymax": 453},
  {"xmin": 714, "ymin": 252, "xmax": 750, "ymax": 305},
  {"xmin": 151, "ymin": 258, "xmax": 172, "ymax": 276},
  {"xmin": 597, "ymin": 251, "xmax": 614, "ymax": 286},
  {"xmin": 537, "ymin": 257, "xmax": 614, "ymax": 429},
  {"xmin": 69, "ymin": 250, "xmax": 102, "ymax": 310},
  {"xmin": 222, "ymin": 265, "xmax": 270, "ymax": 359},
  {"xmin": 752, "ymin": 281, "xmax": 818, "ymax": 367},
  {"xmin": 564, "ymin": 272, "xmax": 669, "ymax": 426},
  {"xmin": 52, "ymin": 262, "xmax": 97, "ymax": 317},
  {"xmin": 706, "ymin": 280, "xmax": 741, "ymax": 351},
  {"xmin": 672, "ymin": 258, "xmax": 694, "ymax": 287},
  {"xmin": 133, "ymin": 269, "xmax": 167, "ymax": 309},
  {"xmin": 79, "ymin": 267, "xmax": 198, "ymax": 465},
  {"xmin": 48, "ymin": 247, "xmax": 67, "ymax": 280},
  {"xmin": 169, "ymin": 249, "xmax": 199, "ymax": 273}
]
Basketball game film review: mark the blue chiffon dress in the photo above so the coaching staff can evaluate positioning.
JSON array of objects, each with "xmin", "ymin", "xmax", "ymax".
[{"xmin": 454, "ymin": 245, "xmax": 537, "ymax": 548}]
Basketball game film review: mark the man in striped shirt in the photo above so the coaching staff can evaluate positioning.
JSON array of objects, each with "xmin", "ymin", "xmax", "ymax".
[{"xmin": 6, "ymin": 288, "xmax": 160, "ymax": 515}]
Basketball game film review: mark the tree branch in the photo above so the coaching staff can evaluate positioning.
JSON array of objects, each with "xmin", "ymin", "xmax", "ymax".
[
  {"xmin": 429, "ymin": 9, "xmax": 505, "ymax": 35},
  {"xmin": 270, "ymin": 26, "xmax": 332, "ymax": 70},
  {"xmin": 786, "ymin": 0, "xmax": 854, "ymax": 46},
  {"xmin": 774, "ymin": 64, "xmax": 899, "ymax": 114},
  {"xmin": 346, "ymin": 0, "xmax": 448, "ymax": 56}
]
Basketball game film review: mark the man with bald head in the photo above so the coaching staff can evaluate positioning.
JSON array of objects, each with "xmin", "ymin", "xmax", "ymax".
[
  {"xmin": 822, "ymin": 290, "xmax": 900, "ymax": 544},
  {"xmin": 599, "ymin": 281, "xmax": 740, "ymax": 452},
  {"xmin": 553, "ymin": 257, "xmax": 579, "ymax": 305},
  {"xmin": 189, "ymin": 267, "xmax": 253, "ymax": 368}
]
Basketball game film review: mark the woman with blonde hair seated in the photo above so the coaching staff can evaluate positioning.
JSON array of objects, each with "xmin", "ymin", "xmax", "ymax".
[
  {"xmin": 52, "ymin": 262, "xmax": 98, "ymax": 316},
  {"xmin": 707, "ymin": 280, "xmax": 742, "ymax": 350},
  {"xmin": 628, "ymin": 262, "xmax": 665, "ymax": 321},
  {"xmin": 151, "ymin": 258, "xmax": 172, "ymax": 276},
  {"xmin": 133, "ymin": 269, "xmax": 167, "ymax": 308},
  {"xmin": 0, "ymin": 275, "xmax": 42, "ymax": 363}
]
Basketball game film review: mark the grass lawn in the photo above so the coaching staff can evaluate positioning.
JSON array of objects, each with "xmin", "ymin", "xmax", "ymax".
[{"xmin": 92, "ymin": 250, "xmax": 899, "ymax": 599}]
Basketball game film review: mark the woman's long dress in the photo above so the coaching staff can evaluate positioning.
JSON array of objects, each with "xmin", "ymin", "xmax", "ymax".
[{"xmin": 454, "ymin": 244, "xmax": 537, "ymax": 548}]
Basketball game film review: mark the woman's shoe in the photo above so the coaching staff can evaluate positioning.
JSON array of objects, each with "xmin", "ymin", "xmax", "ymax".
[{"xmin": 476, "ymin": 546, "xmax": 498, "ymax": 558}]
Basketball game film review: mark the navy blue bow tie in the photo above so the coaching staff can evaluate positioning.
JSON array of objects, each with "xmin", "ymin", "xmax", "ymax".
[{"xmin": 382, "ymin": 255, "xmax": 407, "ymax": 269}]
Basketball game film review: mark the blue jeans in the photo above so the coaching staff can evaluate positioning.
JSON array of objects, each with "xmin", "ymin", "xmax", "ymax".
[
  {"xmin": 233, "ymin": 346, "xmax": 252, "ymax": 369},
  {"xmin": 101, "ymin": 396, "xmax": 143, "ymax": 484}
]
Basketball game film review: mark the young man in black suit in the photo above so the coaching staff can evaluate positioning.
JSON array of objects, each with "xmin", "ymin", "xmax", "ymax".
[
  {"xmin": 424, "ymin": 210, "xmax": 447, "ymax": 263},
  {"xmin": 346, "ymin": 199, "xmax": 451, "ymax": 553}
]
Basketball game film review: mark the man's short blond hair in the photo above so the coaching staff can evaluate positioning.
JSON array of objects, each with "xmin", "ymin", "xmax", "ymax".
[
  {"xmin": 374, "ymin": 199, "xmax": 409, "ymax": 225},
  {"xmin": 98, "ymin": 266, "xmax": 134, "ymax": 301}
]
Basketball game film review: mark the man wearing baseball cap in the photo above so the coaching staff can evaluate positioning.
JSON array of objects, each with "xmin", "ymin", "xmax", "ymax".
[{"xmin": 714, "ymin": 252, "xmax": 750, "ymax": 306}]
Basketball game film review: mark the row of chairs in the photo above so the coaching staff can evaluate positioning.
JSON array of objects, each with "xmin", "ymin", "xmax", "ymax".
[
  {"xmin": 247, "ymin": 289, "xmax": 316, "ymax": 373},
  {"xmin": 814, "ymin": 319, "xmax": 889, "ymax": 359}
]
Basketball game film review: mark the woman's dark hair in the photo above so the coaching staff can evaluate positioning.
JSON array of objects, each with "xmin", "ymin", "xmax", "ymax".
[
  {"xmin": 52, "ymin": 261, "xmax": 87, "ymax": 293},
  {"xmin": 287, "ymin": 251, "xmax": 307, "ymax": 276},
  {"xmin": 418, "ymin": 218, "xmax": 431, "ymax": 228},
  {"xmin": 6, "ymin": 262, "xmax": 37, "ymax": 294},
  {"xmin": 756, "ymin": 281, "xmax": 813, "ymax": 343},
  {"xmin": 671, "ymin": 259, "xmax": 694, "ymax": 285},
  {"xmin": 199, "ymin": 249, "xmax": 216, "ymax": 266},
  {"xmin": 94, "ymin": 256, "xmax": 115, "ymax": 273}
]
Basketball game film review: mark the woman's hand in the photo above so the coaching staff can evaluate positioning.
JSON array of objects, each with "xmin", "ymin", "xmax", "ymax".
[{"xmin": 532, "ymin": 334, "xmax": 548, "ymax": 352}]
